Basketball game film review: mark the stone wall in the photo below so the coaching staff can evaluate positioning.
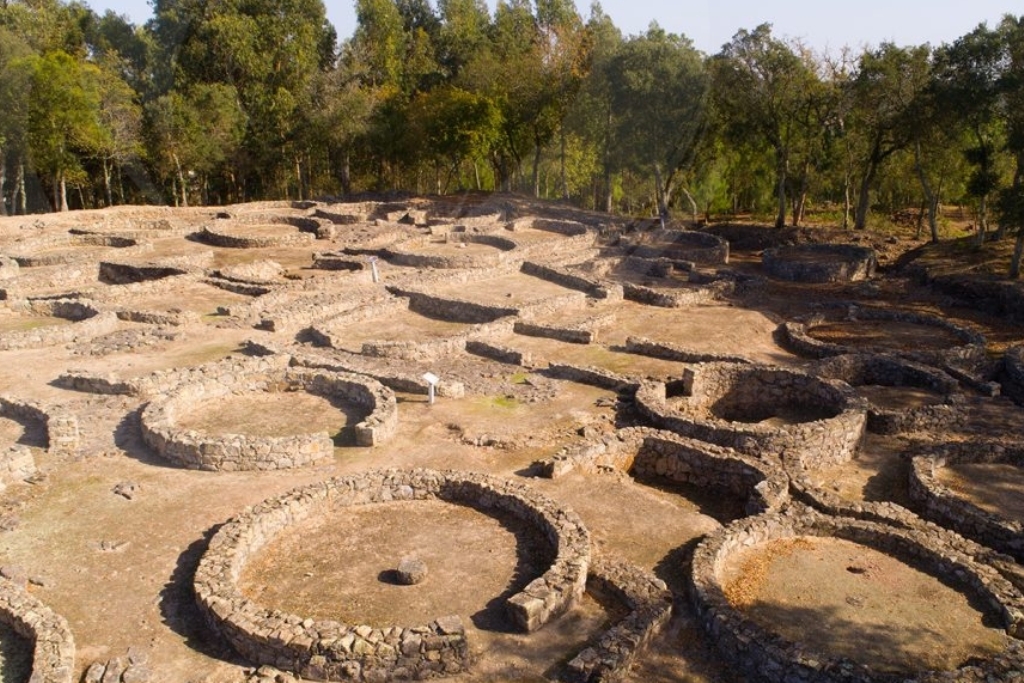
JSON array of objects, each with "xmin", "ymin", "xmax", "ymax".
[
  {"xmin": 0, "ymin": 577, "xmax": 76, "ymax": 683},
  {"xmin": 690, "ymin": 504, "xmax": 1024, "ymax": 683},
  {"xmin": 519, "ymin": 261, "xmax": 623, "ymax": 301},
  {"xmin": 7, "ymin": 233, "xmax": 143, "ymax": 267},
  {"xmin": 542, "ymin": 427, "xmax": 789, "ymax": 515},
  {"xmin": 624, "ymin": 336, "xmax": 751, "ymax": 365},
  {"xmin": 625, "ymin": 230, "xmax": 730, "ymax": 266},
  {"xmin": 543, "ymin": 363, "xmax": 638, "ymax": 393},
  {"xmin": 0, "ymin": 395, "xmax": 80, "ymax": 456},
  {"xmin": 621, "ymin": 279, "xmax": 734, "ymax": 308},
  {"xmin": 194, "ymin": 225, "xmax": 317, "ymax": 249},
  {"xmin": 634, "ymin": 364, "xmax": 867, "ymax": 470},
  {"xmin": 0, "ymin": 446, "xmax": 36, "ymax": 493},
  {"xmin": 811, "ymin": 353, "xmax": 966, "ymax": 435},
  {"xmin": 779, "ymin": 305, "xmax": 987, "ymax": 368},
  {"xmin": 360, "ymin": 320, "xmax": 516, "ymax": 363},
  {"xmin": 909, "ymin": 440, "xmax": 1024, "ymax": 560},
  {"xmin": 762, "ymin": 244, "xmax": 877, "ymax": 283},
  {"xmin": 0, "ymin": 300, "xmax": 119, "ymax": 351},
  {"xmin": 194, "ymin": 468, "xmax": 590, "ymax": 681},
  {"xmin": 1003, "ymin": 345, "xmax": 1024, "ymax": 406},
  {"xmin": 562, "ymin": 558, "xmax": 672, "ymax": 683},
  {"xmin": 140, "ymin": 364, "xmax": 396, "ymax": 469}
]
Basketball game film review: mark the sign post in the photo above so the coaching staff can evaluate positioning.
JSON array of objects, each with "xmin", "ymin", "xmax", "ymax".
[
  {"xmin": 368, "ymin": 255, "xmax": 380, "ymax": 283},
  {"xmin": 422, "ymin": 372, "xmax": 440, "ymax": 405}
]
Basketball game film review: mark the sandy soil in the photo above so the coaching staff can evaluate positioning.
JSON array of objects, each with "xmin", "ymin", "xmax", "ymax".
[
  {"xmin": 0, "ymin": 200, "xmax": 1022, "ymax": 683},
  {"xmin": 721, "ymin": 537, "xmax": 1009, "ymax": 673},
  {"xmin": 939, "ymin": 464, "xmax": 1024, "ymax": 523}
]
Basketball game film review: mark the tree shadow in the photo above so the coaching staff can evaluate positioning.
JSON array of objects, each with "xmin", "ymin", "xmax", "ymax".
[{"xmin": 158, "ymin": 524, "xmax": 243, "ymax": 665}]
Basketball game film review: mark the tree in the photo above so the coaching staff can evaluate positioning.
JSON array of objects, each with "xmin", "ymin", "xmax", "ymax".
[
  {"xmin": 712, "ymin": 24, "xmax": 818, "ymax": 228},
  {"xmin": 998, "ymin": 15, "xmax": 1024, "ymax": 277},
  {"xmin": 93, "ymin": 59, "xmax": 143, "ymax": 206},
  {"xmin": 934, "ymin": 26, "xmax": 1006, "ymax": 241},
  {"xmin": 146, "ymin": 84, "xmax": 245, "ymax": 206},
  {"xmin": 843, "ymin": 43, "xmax": 931, "ymax": 230},
  {"xmin": 25, "ymin": 50, "xmax": 104, "ymax": 211},
  {"xmin": 0, "ymin": 26, "xmax": 33, "ymax": 215},
  {"xmin": 608, "ymin": 25, "xmax": 707, "ymax": 226}
]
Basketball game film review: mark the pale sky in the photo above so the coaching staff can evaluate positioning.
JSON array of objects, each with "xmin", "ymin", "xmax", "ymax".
[{"xmin": 92, "ymin": 0, "xmax": 1018, "ymax": 55}]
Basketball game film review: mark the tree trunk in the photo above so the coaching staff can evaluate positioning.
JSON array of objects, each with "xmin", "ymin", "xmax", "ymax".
[
  {"xmin": 977, "ymin": 195, "xmax": 988, "ymax": 246},
  {"xmin": 295, "ymin": 157, "xmax": 304, "ymax": 201},
  {"xmin": 680, "ymin": 187, "xmax": 698, "ymax": 225},
  {"xmin": 774, "ymin": 151, "xmax": 787, "ymax": 229},
  {"xmin": 560, "ymin": 128, "xmax": 569, "ymax": 201},
  {"xmin": 14, "ymin": 161, "xmax": 25, "ymax": 215},
  {"xmin": 532, "ymin": 141, "xmax": 542, "ymax": 198},
  {"xmin": 0, "ymin": 147, "xmax": 7, "ymax": 216},
  {"xmin": 1011, "ymin": 230, "xmax": 1024, "ymax": 279},
  {"xmin": 854, "ymin": 165, "xmax": 877, "ymax": 230},
  {"xmin": 913, "ymin": 139, "xmax": 940, "ymax": 243},
  {"xmin": 653, "ymin": 163, "xmax": 668, "ymax": 229},
  {"xmin": 102, "ymin": 158, "xmax": 113, "ymax": 207},
  {"xmin": 57, "ymin": 172, "xmax": 69, "ymax": 212}
]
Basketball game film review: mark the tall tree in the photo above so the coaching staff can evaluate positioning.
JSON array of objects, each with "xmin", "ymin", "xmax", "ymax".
[
  {"xmin": 997, "ymin": 15, "xmax": 1024, "ymax": 277},
  {"xmin": 712, "ymin": 24, "xmax": 818, "ymax": 228},
  {"xmin": 608, "ymin": 25, "xmax": 707, "ymax": 226},
  {"xmin": 934, "ymin": 25, "xmax": 1006, "ymax": 241},
  {"xmin": 847, "ymin": 43, "xmax": 931, "ymax": 229}
]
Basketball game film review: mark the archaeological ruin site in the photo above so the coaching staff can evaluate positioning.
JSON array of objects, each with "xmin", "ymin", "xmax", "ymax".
[{"xmin": 1, "ymin": 194, "xmax": 1024, "ymax": 683}]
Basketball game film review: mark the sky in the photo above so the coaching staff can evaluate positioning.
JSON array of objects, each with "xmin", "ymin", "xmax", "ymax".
[{"xmin": 90, "ymin": 0, "xmax": 1017, "ymax": 56}]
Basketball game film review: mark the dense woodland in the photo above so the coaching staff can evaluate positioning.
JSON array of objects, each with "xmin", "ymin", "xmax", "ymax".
[{"xmin": 2, "ymin": 0, "xmax": 1024, "ymax": 270}]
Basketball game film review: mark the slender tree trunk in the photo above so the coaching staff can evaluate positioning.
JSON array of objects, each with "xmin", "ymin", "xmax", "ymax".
[
  {"xmin": 854, "ymin": 164, "xmax": 877, "ymax": 230},
  {"xmin": 0, "ymin": 147, "xmax": 7, "ymax": 216},
  {"xmin": 532, "ymin": 141, "xmax": 542, "ymax": 198},
  {"xmin": 680, "ymin": 187, "xmax": 698, "ymax": 225},
  {"xmin": 774, "ymin": 151, "xmax": 787, "ymax": 229},
  {"xmin": 102, "ymin": 158, "xmax": 113, "ymax": 207},
  {"xmin": 560, "ymin": 128, "xmax": 569, "ymax": 201},
  {"xmin": 58, "ymin": 172, "xmax": 69, "ymax": 212},
  {"xmin": 15, "ymin": 161, "xmax": 25, "ymax": 215},
  {"xmin": 977, "ymin": 195, "xmax": 988, "ymax": 245},
  {"xmin": 473, "ymin": 160, "xmax": 481, "ymax": 190},
  {"xmin": 653, "ymin": 163, "xmax": 668, "ymax": 229},
  {"xmin": 912, "ymin": 140, "xmax": 940, "ymax": 243},
  {"xmin": 1011, "ymin": 230, "xmax": 1024, "ymax": 279}
]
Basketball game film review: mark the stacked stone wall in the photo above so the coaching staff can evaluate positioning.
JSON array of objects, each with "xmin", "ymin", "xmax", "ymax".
[
  {"xmin": 0, "ymin": 300, "xmax": 119, "ymax": 351},
  {"xmin": 194, "ymin": 225, "xmax": 316, "ymax": 249},
  {"xmin": 624, "ymin": 336, "xmax": 751, "ymax": 365},
  {"xmin": 0, "ymin": 578, "xmax": 76, "ymax": 683},
  {"xmin": 620, "ymin": 279, "xmax": 734, "ymax": 308},
  {"xmin": 690, "ymin": 505, "xmax": 1024, "ymax": 683},
  {"xmin": 626, "ymin": 230, "xmax": 729, "ymax": 265},
  {"xmin": 543, "ymin": 364, "xmax": 638, "ymax": 393},
  {"xmin": 360, "ymin": 320, "xmax": 516, "ymax": 362},
  {"xmin": 7, "ymin": 233, "xmax": 143, "ymax": 267},
  {"xmin": 812, "ymin": 353, "xmax": 966, "ymax": 435},
  {"xmin": 634, "ymin": 364, "xmax": 867, "ymax": 470},
  {"xmin": 194, "ymin": 469, "xmax": 590, "ymax": 681},
  {"xmin": 562, "ymin": 559, "xmax": 672, "ymax": 683},
  {"xmin": 140, "ymin": 363, "xmax": 396, "ymax": 469},
  {"xmin": 1003, "ymin": 345, "xmax": 1024, "ymax": 405},
  {"xmin": 0, "ymin": 446, "xmax": 36, "ymax": 492},
  {"xmin": 779, "ymin": 306, "xmax": 986, "ymax": 368},
  {"xmin": 519, "ymin": 261, "xmax": 623, "ymax": 301},
  {"xmin": 762, "ymin": 244, "xmax": 877, "ymax": 283},
  {"xmin": 0, "ymin": 395, "xmax": 80, "ymax": 456},
  {"xmin": 910, "ymin": 440, "xmax": 1024, "ymax": 560}
]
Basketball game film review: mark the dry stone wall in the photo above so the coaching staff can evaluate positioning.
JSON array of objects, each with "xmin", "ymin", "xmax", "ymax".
[
  {"xmin": 634, "ymin": 364, "xmax": 867, "ymax": 470},
  {"xmin": 561, "ymin": 558, "xmax": 672, "ymax": 683},
  {"xmin": 0, "ymin": 395, "xmax": 79, "ymax": 456},
  {"xmin": 1003, "ymin": 345, "xmax": 1024, "ymax": 406},
  {"xmin": 0, "ymin": 577, "xmax": 76, "ymax": 683},
  {"xmin": 140, "ymin": 363, "xmax": 396, "ymax": 470},
  {"xmin": 194, "ymin": 469, "xmax": 590, "ymax": 681},
  {"xmin": 762, "ymin": 244, "xmax": 877, "ymax": 283},
  {"xmin": 910, "ymin": 440, "xmax": 1024, "ymax": 560},
  {"xmin": 0, "ymin": 300, "xmax": 119, "ymax": 351},
  {"xmin": 690, "ymin": 504, "xmax": 1024, "ymax": 683}
]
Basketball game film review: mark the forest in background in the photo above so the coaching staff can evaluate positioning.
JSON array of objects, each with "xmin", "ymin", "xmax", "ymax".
[{"xmin": 2, "ymin": 0, "xmax": 1024, "ymax": 271}]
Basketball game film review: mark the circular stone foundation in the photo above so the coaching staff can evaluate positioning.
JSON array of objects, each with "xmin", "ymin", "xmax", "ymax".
[
  {"xmin": 0, "ymin": 300, "xmax": 118, "ymax": 351},
  {"xmin": 780, "ymin": 306, "xmax": 986, "ymax": 367},
  {"xmin": 812, "ymin": 353, "xmax": 964, "ymax": 435},
  {"xmin": 691, "ymin": 505, "xmax": 1024, "ymax": 683},
  {"xmin": 762, "ymin": 243, "xmax": 877, "ymax": 282},
  {"xmin": 140, "ymin": 365, "xmax": 397, "ymax": 470},
  {"xmin": 194, "ymin": 468, "xmax": 590, "ymax": 682},
  {"xmin": 635, "ymin": 363, "xmax": 867, "ymax": 469},
  {"xmin": 0, "ymin": 578, "xmax": 76, "ymax": 683},
  {"xmin": 626, "ymin": 229, "xmax": 730, "ymax": 265},
  {"xmin": 910, "ymin": 441, "xmax": 1024, "ymax": 561}
]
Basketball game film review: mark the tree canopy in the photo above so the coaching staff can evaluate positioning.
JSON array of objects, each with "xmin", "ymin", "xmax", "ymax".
[{"xmin": 3, "ymin": 0, "xmax": 1024, "ymax": 275}]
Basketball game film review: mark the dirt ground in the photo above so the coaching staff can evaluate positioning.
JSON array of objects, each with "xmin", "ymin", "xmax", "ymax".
[
  {"xmin": 0, "ymin": 198, "xmax": 1022, "ymax": 683},
  {"xmin": 720, "ymin": 537, "xmax": 1009, "ymax": 673}
]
